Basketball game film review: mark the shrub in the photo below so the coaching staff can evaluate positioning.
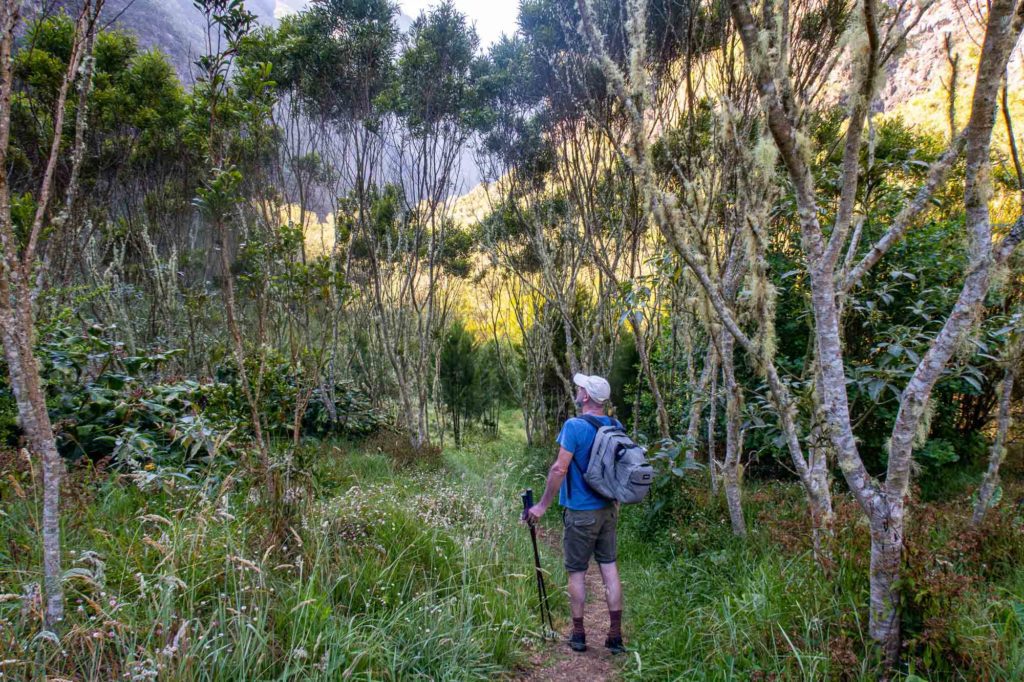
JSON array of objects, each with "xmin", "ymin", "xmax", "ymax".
[{"xmin": 1, "ymin": 322, "xmax": 387, "ymax": 471}]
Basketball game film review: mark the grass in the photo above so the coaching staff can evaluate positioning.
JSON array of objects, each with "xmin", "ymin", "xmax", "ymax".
[
  {"xmin": 3, "ymin": 416, "xmax": 1024, "ymax": 680},
  {"xmin": 0, "ymin": 430, "xmax": 547, "ymax": 681},
  {"xmin": 612, "ymin": 466, "xmax": 1024, "ymax": 681}
]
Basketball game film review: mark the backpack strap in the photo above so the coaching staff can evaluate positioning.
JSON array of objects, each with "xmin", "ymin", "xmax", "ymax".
[{"xmin": 566, "ymin": 415, "xmax": 605, "ymax": 500}]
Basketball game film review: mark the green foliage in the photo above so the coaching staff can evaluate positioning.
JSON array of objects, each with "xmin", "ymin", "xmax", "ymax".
[
  {"xmin": 897, "ymin": 503, "xmax": 1024, "ymax": 676},
  {"xmin": 439, "ymin": 319, "xmax": 478, "ymax": 447},
  {"xmin": 391, "ymin": 1, "xmax": 483, "ymax": 132},
  {"xmin": 916, "ymin": 438, "xmax": 960, "ymax": 469},
  {"xmin": 439, "ymin": 320, "xmax": 506, "ymax": 445},
  {"xmin": 241, "ymin": 0, "xmax": 399, "ymax": 123},
  {"xmin": 212, "ymin": 351, "xmax": 384, "ymax": 440},
  {"xmin": 0, "ymin": 321, "xmax": 384, "ymax": 472},
  {"xmin": 29, "ymin": 323, "xmax": 234, "ymax": 469},
  {"xmin": 9, "ymin": 11, "xmax": 197, "ymax": 223}
]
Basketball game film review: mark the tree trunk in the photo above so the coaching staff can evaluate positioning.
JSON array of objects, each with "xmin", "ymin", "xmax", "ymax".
[
  {"xmin": 869, "ymin": 501, "xmax": 904, "ymax": 669},
  {"xmin": 808, "ymin": 368, "xmax": 836, "ymax": 565},
  {"xmin": 0, "ymin": 317, "xmax": 65, "ymax": 628},
  {"xmin": 216, "ymin": 221, "xmax": 277, "ymax": 501},
  {"xmin": 720, "ymin": 331, "xmax": 747, "ymax": 537},
  {"xmin": 685, "ymin": 345, "xmax": 717, "ymax": 463},
  {"xmin": 972, "ymin": 366, "xmax": 1015, "ymax": 525},
  {"xmin": 707, "ymin": 363, "xmax": 719, "ymax": 496},
  {"xmin": 807, "ymin": 446, "xmax": 835, "ymax": 565}
]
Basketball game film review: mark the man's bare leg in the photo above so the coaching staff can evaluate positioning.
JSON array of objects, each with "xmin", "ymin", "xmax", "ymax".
[
  {"xmin": 567, "ymin": 570, "xmax": 588, "ymax": 650},
  {"xmin": 598, "ymin": 561, "xmax": 625, "ymax": 650},
  {"xmin": 597, "ymin": 561, "xmax": 622, "ymax": 611},
  {"xmin": 568, "ymin": 570, "xmax": 587, "ymax": 619}
]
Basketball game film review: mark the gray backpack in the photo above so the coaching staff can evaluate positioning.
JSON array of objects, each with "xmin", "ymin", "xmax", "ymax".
[{"xmin": 573, "ymin": 415, "xmax": 655, "ymax": 504}]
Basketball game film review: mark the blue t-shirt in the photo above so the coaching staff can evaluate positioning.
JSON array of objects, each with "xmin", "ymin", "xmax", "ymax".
[{"xmin": 557, "ymin": 415, "xmax": 619, "ymax": 510}]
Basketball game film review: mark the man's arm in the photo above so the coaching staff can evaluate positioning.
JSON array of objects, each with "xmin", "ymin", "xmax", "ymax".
[{"xmin": 525, "ymin": 446, "xmax": 574, "ymax": 523}]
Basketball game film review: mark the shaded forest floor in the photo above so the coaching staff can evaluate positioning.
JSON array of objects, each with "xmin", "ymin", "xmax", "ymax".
[{"xmin": 2, "ymin": 416, "xmax": 1024, "ymax": 680}]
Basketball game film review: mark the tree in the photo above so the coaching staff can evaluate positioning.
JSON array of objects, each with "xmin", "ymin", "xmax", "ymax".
[
  {"xmin": 0, "ymin": 0, "xmax": 103, "ymax": 629},
  {"xmin": 575, "ymin": 0, "xmax": 1024, "ymax": 666},
  {"xmin": 191, "ymin": 0, "xmax": 280, "ymax": 498},
  {"xmin": 439, "ymin": 319, "xmax": 476, "ymax": 446}
]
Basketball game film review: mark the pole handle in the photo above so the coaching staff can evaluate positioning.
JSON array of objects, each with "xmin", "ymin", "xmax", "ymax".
[{"xmin": 521, "ymin": 488, "xmax": 534, "ymax": 520}]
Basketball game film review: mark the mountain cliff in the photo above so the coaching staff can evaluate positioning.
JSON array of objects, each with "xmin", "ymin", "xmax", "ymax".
[{"xmin": 94, "ymin": 0, "xmax": 283, "ymax": 79}]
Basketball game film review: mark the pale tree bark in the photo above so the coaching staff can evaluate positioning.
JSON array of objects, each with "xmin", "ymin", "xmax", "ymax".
[
  {"xmin": 971, "ymin": 364, "xmax": 1017, "ymax": 525},
  {"xmin": 707, "ymin": 357, "xmax": 719, "ymax": 496},
  {"xmin": 807, "ymin": 371, "xmax": 836, "ymax": 564},
  {"xmin": 0, "ymin": 0, "xmax": 102, "ymax": 630},
  {"xmin": 685, "ymin": 345, "xmax": 717, "ymax": 463},
  {"xmin": 719, "ymin": 328, "xmax": 746, "ymax": 537}
]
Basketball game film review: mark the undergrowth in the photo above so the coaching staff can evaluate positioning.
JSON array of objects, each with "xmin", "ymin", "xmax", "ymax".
[
  {"xmin": 2, "ymin": 418, "xmax": 1023, "ymax": 680},
  {"xmin": 0, "ymin": 430, "xmax": 542, "ymax": 681},
  {"xmin": 615, "ymin": 463, "xmax": 1024, "ymax": 681}
]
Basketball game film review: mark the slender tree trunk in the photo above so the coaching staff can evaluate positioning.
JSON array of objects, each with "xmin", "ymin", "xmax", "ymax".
[
  {"xmin": 807, "ymin": 438, "xmax": 835, "ymax": 565},
  {"xmin": 720, "ymin": 331, "xmax": 746, "ymax": 537},
  {"xmin": 629, "ymin": 312, "xmax": 671, "ymax": 439},
  {"xmin": 0, "ymin": 318, "xmax": 65, "ymax": 627},
  {"xmin": 808, "ymin": 368, "xmax": 836, "ymax": 565},
  {"xmin": 216, "ymin": 221, "xmax": 277, "ymax": 500},
  {"xmin": 685, "ymin": 346, "xmax": 718, "ymax": 463},
  {"xmin": 707, "ymin": 364, "xmax": 719, "ymax": 496},
  {"xmin": 972, "ymin": 366, "xmax": 1016, "ymax": 525}
]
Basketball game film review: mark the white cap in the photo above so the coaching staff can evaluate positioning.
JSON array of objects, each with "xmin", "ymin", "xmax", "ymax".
[{"xmin": 573, "ymin": 373, "xmax": 611, "ymax": 404}]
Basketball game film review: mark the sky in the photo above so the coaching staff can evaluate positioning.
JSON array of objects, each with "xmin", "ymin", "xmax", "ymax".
[
  {"xmin": 275, "ymin": 1, "xmax": 519, "ymax": 48},
  {"xmin": 397, "ymin": 0, "xmax": 519, "ymax": 47}
]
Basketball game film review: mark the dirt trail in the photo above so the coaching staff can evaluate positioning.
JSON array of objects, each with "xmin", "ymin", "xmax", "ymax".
[{"xmin": 515, "ymin": 527, "xmax": 621, "ymax": 682}]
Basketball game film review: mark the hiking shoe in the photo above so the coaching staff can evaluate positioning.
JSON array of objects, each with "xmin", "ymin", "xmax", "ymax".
[
  {"xmin": 568, "ymin": 632, "xmax": 587, "ymax": 652},
  {"xmin": 604, "ymin": 636, "xmax": 626, "ymax": 654}
]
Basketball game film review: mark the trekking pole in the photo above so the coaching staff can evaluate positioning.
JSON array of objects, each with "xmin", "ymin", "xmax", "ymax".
[{"xmin": 521, "ymin": 489, "xmax": 554, "ymax": 634}]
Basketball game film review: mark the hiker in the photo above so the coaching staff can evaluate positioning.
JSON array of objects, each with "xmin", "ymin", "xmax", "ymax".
[{"xmin": 524, "ymin": 373, "xmax": 626, "ymax": 655}]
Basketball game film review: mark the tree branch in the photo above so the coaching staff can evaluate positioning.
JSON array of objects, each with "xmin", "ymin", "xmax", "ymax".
[{"xmin": 840, "ymin": 133, "xmax": 966, "ymax": 294}]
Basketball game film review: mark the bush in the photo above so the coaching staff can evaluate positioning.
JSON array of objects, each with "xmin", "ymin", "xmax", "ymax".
[{"xmin": 1, "ymin": 322, "xmax": 387, "ymax": 471}]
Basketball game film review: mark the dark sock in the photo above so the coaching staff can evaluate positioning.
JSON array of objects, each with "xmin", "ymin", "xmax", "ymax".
[
  {"xmin": 572, "ymin": 617, "xmax": 585, "ymax": 637},
  {"xmin": 608, "ymin": 610, "xmax": 622, "ymax": 640}
]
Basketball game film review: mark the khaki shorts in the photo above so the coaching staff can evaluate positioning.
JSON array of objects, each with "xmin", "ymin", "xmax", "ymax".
[{"xmin": 562, "ymin": 506, "xmax": 618, "ymax": 573}]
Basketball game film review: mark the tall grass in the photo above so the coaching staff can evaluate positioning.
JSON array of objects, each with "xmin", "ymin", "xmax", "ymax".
[
  {"xmin": 613, "ymin": 470, "xmax": 1024, "ymax": 681},
  {"xmin": 1, "ymin": 441, "xmax": 546, "ymax": 681},
  {"xmin": 4, "ymin": 418, "xmax": 1024, "ymax": 681}
]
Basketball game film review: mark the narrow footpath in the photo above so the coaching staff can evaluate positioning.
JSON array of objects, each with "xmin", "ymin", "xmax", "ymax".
[{"xmin": 515, "ymin": 527, "xmax": 621, "ymax": 682}]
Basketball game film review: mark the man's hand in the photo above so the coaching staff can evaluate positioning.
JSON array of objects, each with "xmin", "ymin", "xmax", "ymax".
[
  {"xmin": 524, "ymin": 503, "xmax": 547, "ymax": 525},
  {"xmin": 522, "ymin": 446, "xmax": 571, "ymax": 527}
]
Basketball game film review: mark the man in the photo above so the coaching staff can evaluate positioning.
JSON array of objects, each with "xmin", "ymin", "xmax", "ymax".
[{"xmin": 525, "ymin": 373, "xmax": 626, "ymax": 654}]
